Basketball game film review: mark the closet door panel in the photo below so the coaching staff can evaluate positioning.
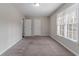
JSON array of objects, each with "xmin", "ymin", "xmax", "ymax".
[{"xmin": 24, "ymin": 19, "xmax": 32, "ymax": 36}]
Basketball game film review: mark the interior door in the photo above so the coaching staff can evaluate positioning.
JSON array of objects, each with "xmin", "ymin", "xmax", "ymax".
[{"xmin": 24, "ymin": 19, "xmax": 32, "ymax": 36}]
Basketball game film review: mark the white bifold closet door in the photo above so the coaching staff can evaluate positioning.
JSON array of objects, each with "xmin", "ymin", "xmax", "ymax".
[
  {"xmin": 24, "ymin": 19, "xmax": 41, "ymax": 36},
  {"xmin": 24, "ymin": 19, "xmax": 32, "ymax": 36}
]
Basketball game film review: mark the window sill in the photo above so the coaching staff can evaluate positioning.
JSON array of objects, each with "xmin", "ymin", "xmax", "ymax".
[{"xmin": 57, "ymin": 34, "xmax": 78, "ymax": 43}]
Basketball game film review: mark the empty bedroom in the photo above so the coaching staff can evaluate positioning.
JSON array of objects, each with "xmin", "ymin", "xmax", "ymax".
[{"xmin": 0, "ymin": 3, "xmax": 79, "ymax": 56}]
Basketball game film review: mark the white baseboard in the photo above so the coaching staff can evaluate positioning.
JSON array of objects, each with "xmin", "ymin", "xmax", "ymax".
[
  {"xmin": 0, "ymin": 39, "xmax": 21, "ymax": 55},
  {"xmin": 49, "ymin": 35, "xmax": 79, "ymax": 56}
]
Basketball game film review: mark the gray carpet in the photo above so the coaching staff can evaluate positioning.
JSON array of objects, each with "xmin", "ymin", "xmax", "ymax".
[{"xmin": 1, "ymin": 36, "xmax": 74, "ymax": 56}]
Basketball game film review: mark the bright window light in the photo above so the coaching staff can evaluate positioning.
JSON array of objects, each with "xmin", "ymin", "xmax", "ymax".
[{"xmin": 57, "ymin": 4, "xmax": 78, "ymax": 42}]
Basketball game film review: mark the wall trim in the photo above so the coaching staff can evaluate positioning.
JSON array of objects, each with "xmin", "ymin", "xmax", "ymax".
[
  {"xmin": 0, "ymin": 39, "xmax": 21, "ymax": 55},
  {"xmin": 49, "ymin": 35, "xmax": 79, "ymax": 56}
]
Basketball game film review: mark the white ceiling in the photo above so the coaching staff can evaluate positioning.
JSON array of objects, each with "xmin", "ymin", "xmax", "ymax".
[{"xmin": 13, "ymin": 3, "xmax": 62, "ymax": 17}]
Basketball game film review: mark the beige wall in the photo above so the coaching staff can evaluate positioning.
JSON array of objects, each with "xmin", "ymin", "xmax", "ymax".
[
  {"xmin": 33, "ymin": 17, "xmax": 49, "ymax": 36},
  {"xmin": 32, "ymin": 17, "xmax": 49, "ymax": 36},
  {"xmin": 49, "ymin": 3, "xmax": 79, "ymax": 55},
  {"xmin": 41, "ymin": 17, "xmax": 50, "ymax": 36},
  {"xmin": 0, "ymin": 4, "xmax": 23, "ymax": 55}
]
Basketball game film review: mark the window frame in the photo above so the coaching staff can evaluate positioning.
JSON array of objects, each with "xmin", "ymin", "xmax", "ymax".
[{"xmin": 57, "ymin": 4, "xmax": 79, "ymax": 42}]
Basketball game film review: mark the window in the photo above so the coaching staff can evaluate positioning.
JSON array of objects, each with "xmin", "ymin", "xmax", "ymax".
[
  {"xmin": 57, "ymin": 12, "xmax": 65, "ymax": 36},
  {"xmin": 57, "ymin": 4, "xmax": 78, "ymax": 42}
]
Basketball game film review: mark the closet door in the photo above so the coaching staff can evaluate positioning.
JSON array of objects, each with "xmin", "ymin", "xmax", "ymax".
[
  {"xmin": 24, "ymin": 19, "xmax": 32, "ymax": 36},
  {"xmin": 33, "ymin": 19, "xmax": 41, "ymax": 36}
]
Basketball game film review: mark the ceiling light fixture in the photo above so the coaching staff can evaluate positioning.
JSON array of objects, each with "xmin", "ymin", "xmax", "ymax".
[{"xmin": 34, "ymin": 3, "xmax": 40, "ymax": 7}]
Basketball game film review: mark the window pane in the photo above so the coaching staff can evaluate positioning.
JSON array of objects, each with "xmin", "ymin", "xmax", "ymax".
[
  {"xmin": 72, "ymin": 23, "xmax": 78, "ymax": 40},
  {"xmin": 57, "ymin": 24, "xmax": 59, "ymax": 35},
  {"xmin": 68, "ymin": 24, "xmax": 73, "ymax": 39},
  {"xmin": 60, "ymin": 25, "xmax": 64, "ymax": 36}
]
